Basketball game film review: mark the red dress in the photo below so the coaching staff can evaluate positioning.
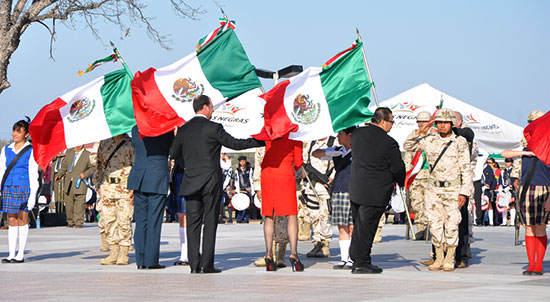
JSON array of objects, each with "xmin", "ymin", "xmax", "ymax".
[{"xmin": 261, "ymin": 136, "xmax": 303, "ymax": 216}]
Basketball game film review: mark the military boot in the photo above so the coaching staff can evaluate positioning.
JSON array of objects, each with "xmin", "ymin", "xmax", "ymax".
[
  {"xmin": 374, "ymin": 227, "xmax": 383, "ymax": 243},
  {"xmin": 428, "ymin": 246, "xmax": 444, "ymax": 271},
  {"xmin": 116, "ymin": 246, "xmax": 130, "ymax": 265},
  {"xmin": 298, "ymin": 221, "xmax": 311, "ymax": 241},
  {"xmin": 320, "ymin": 240, "xmax": 330, "ymax": 257},
  {"xmin": 101, "ymin": 245, "xmax": 119, "ymax": 265},
  {"xmin": 443, "ymin": 246, "xmax": 456, "ymax": 271},
  {"xmin": 100, "ymin": 233, "xmax": 109, "ymax": 252},
  {"xmin": 306, "ymin": 241, "xmax": 323, "ymax": 258},
  {"xmin": 276, "ymin": 242, "xmax": 287, "ymax": 268}
]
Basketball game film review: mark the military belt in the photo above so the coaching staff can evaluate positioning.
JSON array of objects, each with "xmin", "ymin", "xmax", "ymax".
[
  {"xmin": 106, "ymin": 177, "xmax": 121, "ymax": 184},
  {"xmin": 429, "ymin": 178, "xmax": 461, "ymax": 188}
]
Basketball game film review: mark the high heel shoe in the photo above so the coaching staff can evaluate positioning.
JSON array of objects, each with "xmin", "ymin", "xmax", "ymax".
[
  {"xmin": 289, "ymin": 254, "xmax": 304, "ymax": 272},
  {"xmin": 265, "ymin": 257, "xmax": 277, "ymax": 271}
]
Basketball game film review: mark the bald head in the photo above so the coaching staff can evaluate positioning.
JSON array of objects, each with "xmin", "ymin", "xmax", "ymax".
[{"xmin": 453, "ymin": 111, "xmax": 463, "ymax": 128}]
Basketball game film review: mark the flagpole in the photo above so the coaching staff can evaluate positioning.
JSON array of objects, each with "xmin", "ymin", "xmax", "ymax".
[
  {"xmin": 110, "ymin": 41, "xmax": 132, "ymax": 76},
  {"xmin": 356, "ymin": 28, "xmax": 380, "ymax": 108}
]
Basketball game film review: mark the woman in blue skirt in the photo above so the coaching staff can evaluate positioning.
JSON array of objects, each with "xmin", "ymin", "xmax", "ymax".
[{"xmin": 0, "ymin": 118, "xmax": 39, "ymax": 263}]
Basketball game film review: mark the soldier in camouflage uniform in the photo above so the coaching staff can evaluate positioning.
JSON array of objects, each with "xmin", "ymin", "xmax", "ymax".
[
  {"xmin": 252, "ymin": 147, "xmax": 290, "ymax": 267},
  {"xmin": 87, "ymin": 143, "xmax": 110, "ymax": 252},
  {"xmin": 94, "ymin": 134, "xmax": 134, "ymax": 265},
  {"xmin": 303, "ymin": 139, "xmax": 334, "ymax": 258},
  {"xmin": 403, "ymin": 111, "xmax": 432, "ymax": 240},
  {"xmin": 404, "ymin": 108, "xmax": 473, "ymax": 272}
]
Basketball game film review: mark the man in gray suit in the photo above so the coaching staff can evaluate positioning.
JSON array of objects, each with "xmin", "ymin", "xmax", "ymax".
[
  {"xmin": 56, "ymin": 145, "xmax": 93, "ymax": 227},
  {"xmin": 127, "ymin": 126, "xmax": 174, "ymax": 269}
]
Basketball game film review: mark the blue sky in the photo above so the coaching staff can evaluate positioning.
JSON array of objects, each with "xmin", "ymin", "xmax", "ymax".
[{"xmin": 0, "ymin": 0, "xmax": 548, "ymax": 139}]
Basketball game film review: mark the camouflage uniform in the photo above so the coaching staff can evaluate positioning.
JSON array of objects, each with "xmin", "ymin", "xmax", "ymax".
[
  {"xmin": 404, "ymin": 110, "xmax": 473, "ymax": 271},
  {"xmin": 404, "ymin": 133, "xmax": 430, "ymax": 234},
  {"xmin": 303, "ymin": 140, "xmax": 333, "ymax": 257},
  {"xmin": 94, "ymin": 136, "xmax": 134, "ymax": 248},
  {"xmin": 404, "ymin": 131, "xmax": 472, "ymax": 247}
]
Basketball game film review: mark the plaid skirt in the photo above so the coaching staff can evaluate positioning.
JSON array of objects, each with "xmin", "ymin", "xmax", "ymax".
[
  {"xmin": 520, "ymin": 185, "xmax": 550, "ymax": 225},
  {"xmin": 329, "ymin": 192, "xmax": 353, "ymax": 226},
  {"xmin": 1, "ymin": 185, "xmax": 30, "ymax": 213}
]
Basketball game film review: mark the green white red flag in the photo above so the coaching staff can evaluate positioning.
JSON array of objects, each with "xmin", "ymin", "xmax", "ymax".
[
  {"xmin": 253, "ymin": 40, "xmax": 374, "ymax": 141},
  {"xmin": 29, "ymin": 64, "xmax": 135, "ymax": 170},
  {"xmin": 524, "ymin": 111, "xmax": 550, "ymax": 165},
  {"xmin": 131, "ymin": 18, "xmax": 261, "ymax": 137}
]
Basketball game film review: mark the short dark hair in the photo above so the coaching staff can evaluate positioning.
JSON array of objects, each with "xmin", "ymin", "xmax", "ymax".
[
  {"xmin": 193, "ymin": 95, "xmax": 211, "ymax": 113},
  {"xmin": 13, "ymin": 116, "xmax": 31, "ymax": 134},
  {"xmin": 371, "ymin": 107, "xmax": 392, "ymax": 124},
  {"xmin": 342, "ymin": 126, "xmax": 356, "ymax": 135}
]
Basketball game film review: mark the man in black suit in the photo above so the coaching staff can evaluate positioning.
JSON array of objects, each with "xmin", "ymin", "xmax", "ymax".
[
  {"xmin": 170, "ymin": 95, "xmax": 264, "ymax": 273},
  {"xmin": 127, "ymin": 125, "xmax": 174, "ymax": 269},
  {"xmin": 349, "ymin": 107, "xmax": 406, "ymax": 274}
]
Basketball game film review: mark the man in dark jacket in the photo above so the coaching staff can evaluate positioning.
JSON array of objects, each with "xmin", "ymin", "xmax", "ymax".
[
  {"xmin": 170, "ymin": 95, "xmax": 264, "ymax": 274},
  {"xmin": 349, "ymin": 107, "xmax": 406, "ymax": 274},
  {"xmin": 127, "ymin": 126, "xmax": 174, "ymax": 270}
]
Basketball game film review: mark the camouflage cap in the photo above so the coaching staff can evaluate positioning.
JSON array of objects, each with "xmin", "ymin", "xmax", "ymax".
[
  {"xmin": 528, "ymin": 110, "xmax": 544, "ymax": 122},
  {"xmin": 416, "ymin": 111, "xmax": 431, "ymax": 122},
  {"xmin": 434, "ymin": 108, "xmax": 454, "ymax": 123}
]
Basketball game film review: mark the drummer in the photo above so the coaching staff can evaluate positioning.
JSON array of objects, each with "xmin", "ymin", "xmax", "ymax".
[{"xmin": 233, "ymin": 156, "xmax": 254, "ymax": 223}]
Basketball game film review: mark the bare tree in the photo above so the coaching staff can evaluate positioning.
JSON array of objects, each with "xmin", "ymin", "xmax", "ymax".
[{"xmin": 0, "ymin": 0, "xmax": 205, "ymax": 94}]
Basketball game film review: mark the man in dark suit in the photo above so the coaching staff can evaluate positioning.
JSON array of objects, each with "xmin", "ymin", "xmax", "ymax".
[
  {"xmin": 170, "ymin": 95, "xmax": 264, "ymax": 274},
  {"xmin": 349, "ymin": 107, "xmax": 406, "ymax": 274},
  {"xmin": 127, "ymin": 125, "xmax": 174, "ymax": 269}
]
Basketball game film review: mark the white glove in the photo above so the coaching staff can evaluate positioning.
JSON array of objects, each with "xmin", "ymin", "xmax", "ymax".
[
  {"xmin": 325, "ymin": 150, "xmax": 344, "ymax": 157},
  {"xmin": 27, "ymin": 196, "xmax": 36, "ymax": 211}
]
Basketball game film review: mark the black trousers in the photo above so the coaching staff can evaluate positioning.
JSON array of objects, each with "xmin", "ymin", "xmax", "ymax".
[
  {"xmin": 473, "ymin": 180, "xmax": 483, "ymax": 224},
  {"xmin": 349, "ymin": 201, "xmax": 385, "ymax": 267},
  {"xmin": 455, "ymin": 199, "xmax": 470, "ymax": 264},
  {"xmin": 185, "ymin": 178, "xmax": 223, "ymax": 271},
  {"xmin": 134, "ymin": 191, "xmax": 167, "ymax": 267}
]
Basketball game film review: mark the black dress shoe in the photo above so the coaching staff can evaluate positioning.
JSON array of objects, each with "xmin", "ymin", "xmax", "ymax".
[
  {"xmin": 333, "ymin": 261, "xmax": 347, "ymax": 269},
  {"xmin": 174, "ymin": 260, "xmax": 189, "ymax": 266},
  {"xmin": 137, "ymin": 266, "xmax": 145, "ymax": 270},
  {"xmin": 144, "ymin": 265, "xmax": 165, "ymax": 270},
  {"xmin": 351, "ymin": 264, "xmax": 383, "ymax": 274},
  {"xmin": 190, "ymin": 268, "xmax": 202, "ymax": 274},
  {"xmin": 2, "ymin": 258, "xmax": 12, "ymax": 264},
  {"xmin": 523, "ymin": 270, "xmax": 543, "ymax": 276},
  {"xmin": 10, "ymin": 259, "xmax": 24, "ymax": 263},
  {"xmin": 202, "ymin": 267, "xmax": 222, "ymax": 273}
]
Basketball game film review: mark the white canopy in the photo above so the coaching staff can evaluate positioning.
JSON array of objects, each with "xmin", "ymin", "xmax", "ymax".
[{"xmin": 371, "ymin": 83, "xmax": 524, "ymax": 154}]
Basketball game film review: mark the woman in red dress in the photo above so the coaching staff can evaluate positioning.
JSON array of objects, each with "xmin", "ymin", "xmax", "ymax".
[{"xmin": 261, "ymin": 135, "xmax": 304, "ymax": 271}]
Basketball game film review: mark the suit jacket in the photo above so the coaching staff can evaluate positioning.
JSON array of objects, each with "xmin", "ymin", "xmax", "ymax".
[
  {"xmin": 57, "ymin": 148, "xmax": 93, "ymax": 195},
  {"xmin": 349, "ymin": 125, "xmax": 406, "ymax": 207},
  {"xmin": 127, "ymin": 126, "xmax": 173, "ymax": 195},
  {"xmin": 170, "ymin": 116, "xmax": 264, "ymax": 196}
]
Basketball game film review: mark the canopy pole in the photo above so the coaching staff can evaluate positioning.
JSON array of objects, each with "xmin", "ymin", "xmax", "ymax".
[{"xmin": 356, "ymin": 28, "xmax": 380, "ymax": 108}]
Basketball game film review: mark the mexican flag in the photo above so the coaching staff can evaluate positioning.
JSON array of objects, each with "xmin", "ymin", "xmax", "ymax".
[
  {"xmin": 404, "ymin": 151, "xmax": 429, "ymax": 191},
  {"xmin": 524, "ymin": 110, "xmax": 550, "ymax": 165},
  {"xmin": 253, "ymin": 40, "xmax": 374, "ymax": 141},
  {"xmin": 29, "ymin": 67, "xmax": 135, "ymax": 170},
  {"xmin": 132, "ymin": 18, "xmax": 261, "ymax": 137}
]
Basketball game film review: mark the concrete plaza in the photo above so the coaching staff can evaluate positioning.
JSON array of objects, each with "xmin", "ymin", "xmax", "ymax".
[{"xmin": 0, "ymin": 222, "xmax": 549, "ymax": 301}]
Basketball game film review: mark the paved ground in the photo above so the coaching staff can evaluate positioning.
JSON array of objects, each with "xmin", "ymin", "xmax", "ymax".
[{"xmin": 0, "ymin": 222, "xmax": 549, "ymax": 301}]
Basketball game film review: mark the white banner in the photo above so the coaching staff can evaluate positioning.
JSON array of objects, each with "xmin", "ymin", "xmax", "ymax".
[
  {"xmin": 371, "ymin": 83, "xmax": 524, "ymax": 154},
  {"xmin": 212, "ymin": 88, "xmax": 265, "ymax": 153}
]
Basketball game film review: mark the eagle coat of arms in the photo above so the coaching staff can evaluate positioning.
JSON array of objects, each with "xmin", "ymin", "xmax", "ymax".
[
  {"xmin": 67, "ymin": 97, "xmax": 95, "ymax": 123},
  {"xmin": 172, "ymin": 78, "xmax": 204, "ymax": 102},
  {"xmin": 291, "ymin": 94, "xmax": 320, "ymax": 125}
]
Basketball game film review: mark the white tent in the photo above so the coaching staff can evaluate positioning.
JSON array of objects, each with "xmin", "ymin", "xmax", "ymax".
[{"xmin": 371, "ymin": 83, "xmax": 524, "ymax": 154}]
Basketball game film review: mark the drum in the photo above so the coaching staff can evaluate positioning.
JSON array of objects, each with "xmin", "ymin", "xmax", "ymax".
[
  {"xmin": 231, "ymin": 193, "xmax": 250, "ymax": 211},
  {"xmin": 253, "ymin": 194, "xmax": 261, "ymax": 209}
]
